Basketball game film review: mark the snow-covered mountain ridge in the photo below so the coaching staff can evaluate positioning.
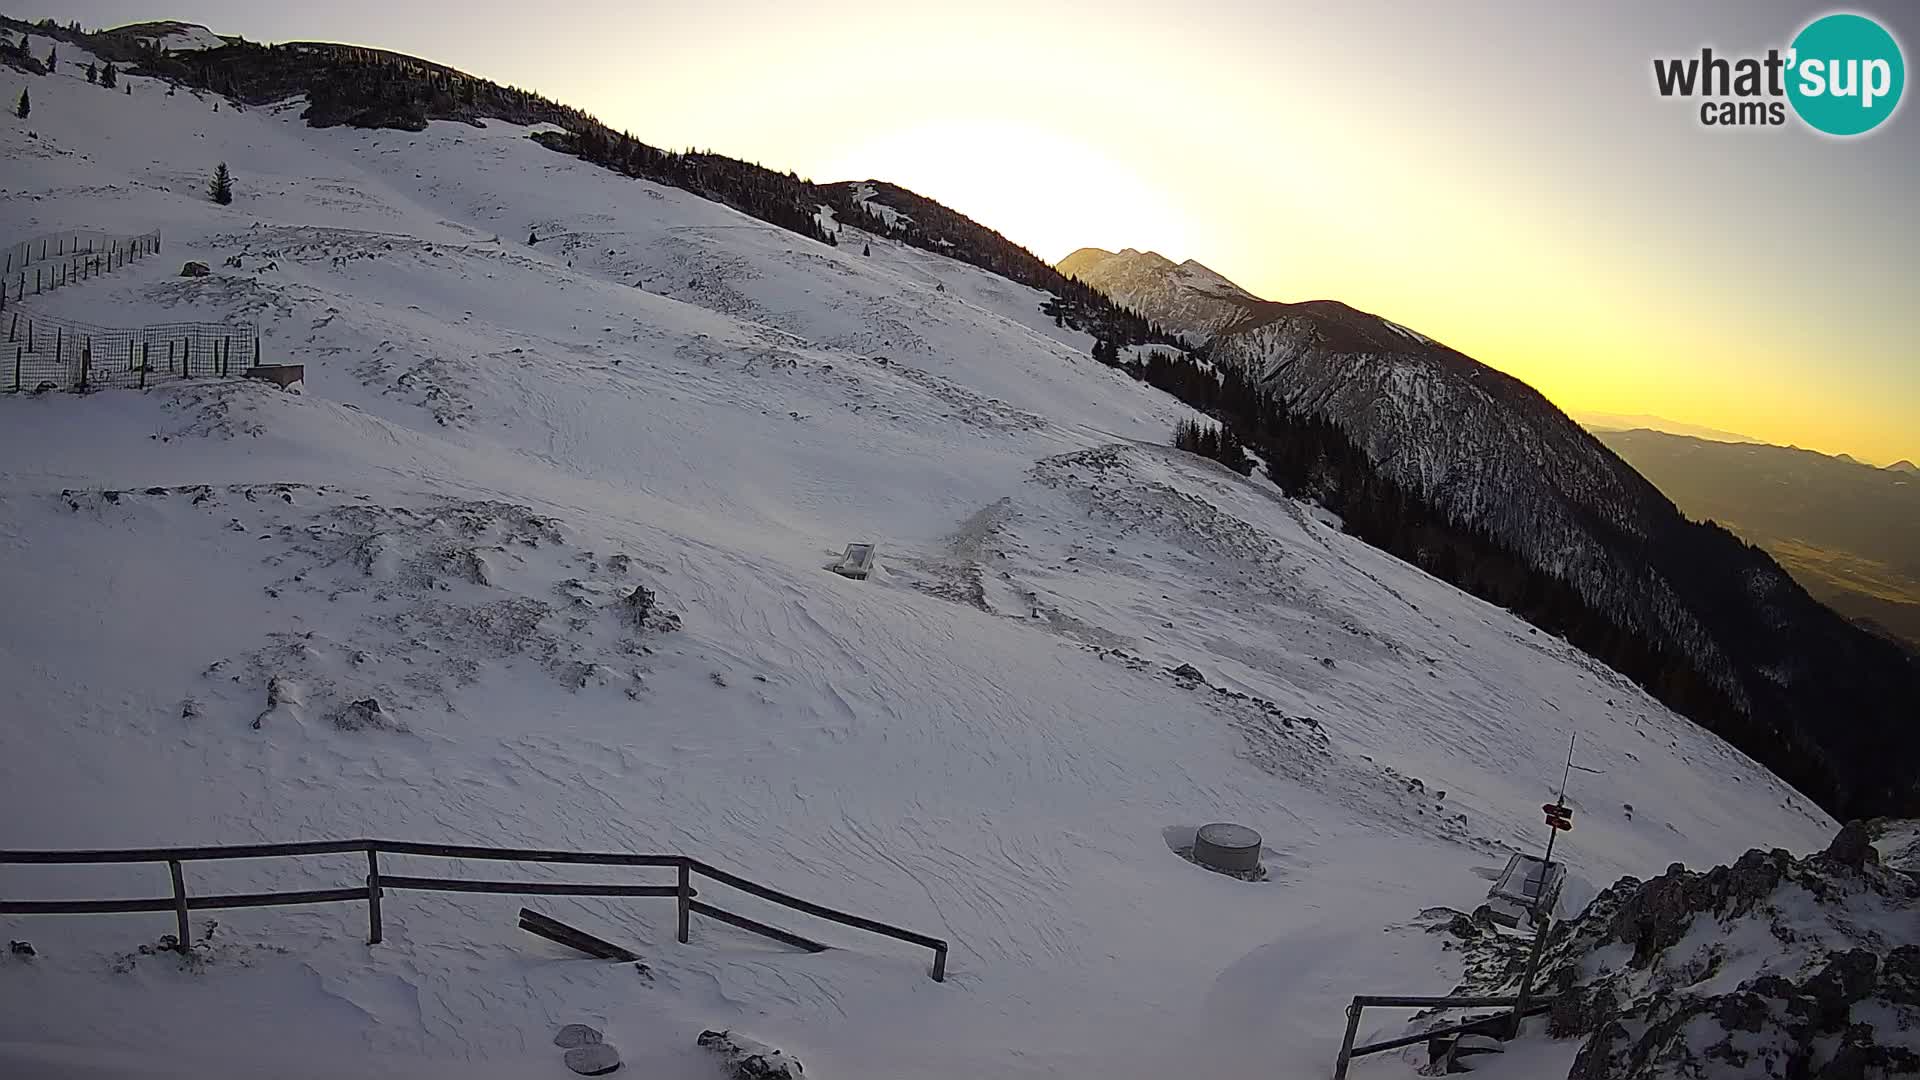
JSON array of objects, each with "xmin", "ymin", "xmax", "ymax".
[
  {"xmin": 1054, "ymin": 252, "xmax": 1920, "ymax": 821},
  {"xmin": 0, "ymin": 24, "xmax": 1855, "ymax": 1080},
  {"xmin": 1058, "ymin": 245, "xmax": 1262, "ymax": 343}
]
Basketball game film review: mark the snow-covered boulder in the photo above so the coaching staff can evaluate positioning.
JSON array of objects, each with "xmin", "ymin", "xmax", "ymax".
[{"xmin": 697, "ymin": 1030, "xmax": 805, "ymax": 1079}]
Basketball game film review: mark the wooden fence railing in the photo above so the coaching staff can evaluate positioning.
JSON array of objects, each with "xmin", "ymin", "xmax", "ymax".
[{"xmin": 0, "ymin": 839, "xmax": 949, "ymax": 981}]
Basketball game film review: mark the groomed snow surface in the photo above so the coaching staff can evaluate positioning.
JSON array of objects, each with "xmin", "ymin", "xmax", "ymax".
[{"xmin": 0, "ymin": 39, "xmax": 1836, "ymax": 1079}]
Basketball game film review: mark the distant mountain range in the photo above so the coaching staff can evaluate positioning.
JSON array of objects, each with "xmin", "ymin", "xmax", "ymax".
[
  {"xmin": 1575, "ymin": 412, "xmax": 1761, "ymax": 445},
  {"xmin": 1595, "ymin": 430, "xmax": 1920, "ymax": 650},
  {"xmin": 1053, "ymin": 247, "xmax": 1920, "ymax": 818}
]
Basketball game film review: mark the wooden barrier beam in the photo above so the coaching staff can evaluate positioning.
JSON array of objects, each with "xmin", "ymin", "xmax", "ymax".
[
  {"xmin": 688, "ymin": 899, "xmax": 827, "ymax": 953},
  {"xmin": 686, "ymin": 858, "xmax": 946, "ymax": 950},
  {"xmin": 517, "ymin": 908, "xmax": 639, "ymax": 962},
  {"xmin": 380, "ymin": 874, "xmax": 680, "ymax": 899},
  {"xmin": 188, "ymin": 887, "xmax": 371, "ymax": 911},
  {"xmin": 0, "ymin": 839, "xmax": 371, "ymax": 864}
]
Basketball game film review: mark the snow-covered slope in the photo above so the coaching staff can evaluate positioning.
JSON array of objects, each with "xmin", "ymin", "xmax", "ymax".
[
  {"xmin": 1058, "ymin": 246, "xmax": 1262, "ymax": 343},
  {"xmin": 0, "ymin": 38, "xmax": 1837, "ymax": 1080}
]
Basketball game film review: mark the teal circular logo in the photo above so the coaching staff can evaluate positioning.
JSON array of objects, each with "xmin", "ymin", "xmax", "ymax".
[{"xmin": 1787, "ymin": 13, "xmax": 1905, "ymax": 135}]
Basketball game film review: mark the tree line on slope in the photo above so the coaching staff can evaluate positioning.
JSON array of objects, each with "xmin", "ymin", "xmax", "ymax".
[{"xmin": 1125, "ymin": 344, "xmax": 1844, "ymax": 808}]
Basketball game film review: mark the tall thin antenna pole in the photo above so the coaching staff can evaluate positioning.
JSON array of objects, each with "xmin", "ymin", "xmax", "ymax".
[
  {"xmin": 1538, "ymin": 732, "xmax": 1575, "ymax": 908},
  {"xmin": 1558, "ymin": 732, "xmax": 1576, "ymax": 803}
]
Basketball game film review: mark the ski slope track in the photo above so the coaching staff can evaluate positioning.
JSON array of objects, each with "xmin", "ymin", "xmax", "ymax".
[{"xmin": 0, "ymin": 34, "xmax": 1838, "ymax": 1080}]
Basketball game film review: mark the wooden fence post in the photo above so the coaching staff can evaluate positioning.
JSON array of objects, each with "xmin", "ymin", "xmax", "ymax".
[
  {"xmin": 12, "ymin": 346, "xmax": 20, "ymax": 392},
  {"xmin": 167, "ymin": 859, "xmax": 191, "ymax": 951},
  {"xmin": 676, "ymin": 861, "xmax": 691, "ymax": 944},
  {"xmin": 1509, "ymin": 915, "xmax": 1552, "ymax": 1038},
  {"xmin": 139, "ymin": 343, "xmax": 148, "ymax": 390},
  {"xmin": 253, "ymin": 336, "xmax": 260, "ymax": 367},
  {"xmin": 80, "ymin": 341, "xmax": 91, "ymax": 392},
  {"xmin": 223, "ymin": 336, "xmax": 231, "ymax": 377},
  {"xmin": 366, "ymin": 846, "xmax": 383, "ymax": 944},
  {"xmin": 932, "ymin": 942, "xmax": 948, "ymax": 982}
]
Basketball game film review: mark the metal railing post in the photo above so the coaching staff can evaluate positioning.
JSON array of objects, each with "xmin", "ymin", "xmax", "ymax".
[
  {"xmin": 366, "ymin": 846, "xmax": 383, "ymax": 944},
  {"xmin": 676, "ymin": 860, "xmax": 691, "ymax": 943},
  {"xmin": 1333, "ymin": 999, "xmax": 1363, "ymax": 1079},
  {"xmin": 932, "ymin": 942, "xmax": 948, "ymax": 982},
  {"xmin": 166, "ymin": 859, "xmax": 190, "ymax": 951}
]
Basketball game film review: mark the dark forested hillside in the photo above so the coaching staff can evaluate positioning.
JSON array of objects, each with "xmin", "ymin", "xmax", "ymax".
[
  {"xmin": 1069, "ymin": 249, "xmax": 1920, "ymax": 819},
  {"xmin": 1202, "ymin": 304, "xmax": 1920, "ymax": 820}
]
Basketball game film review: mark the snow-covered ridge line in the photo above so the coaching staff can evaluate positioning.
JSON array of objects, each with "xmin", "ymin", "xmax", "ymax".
[{"xmin": 0, "ymin": 33, "xmax": 1844, "ymax": 1080}]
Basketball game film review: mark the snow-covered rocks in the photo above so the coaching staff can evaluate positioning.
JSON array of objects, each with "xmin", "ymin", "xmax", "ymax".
[
  {"xmin": 698, "ymin": 1029, "xmax": 805, "ymax": 1079},
  {"xmin": 552, "ymin": 1023, "xmax": 604, "ymax": 1048},
  {"xmin": 562, "ymin": 1044, "xmax": 621, "ymax": 1075},
  {"xmin": 1456, "ymin": 824, "xmax": 1920, "ymax": 1078}
]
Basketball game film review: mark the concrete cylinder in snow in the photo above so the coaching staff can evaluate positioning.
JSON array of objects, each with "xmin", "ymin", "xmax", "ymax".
[{"xmin": 1193, "ymin": 823, "xmax": 1262, "ymax": 873}]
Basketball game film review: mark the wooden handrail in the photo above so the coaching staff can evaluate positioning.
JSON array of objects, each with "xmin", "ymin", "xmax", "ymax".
[
  {"xmin": 0, "ymin": 839, "xmax": 369, "ymax": 863},
  {"xmin": 0, "ymin": 840, "xmax": 950, "ymax": 981},
  {"xmin": 379, "ymin": 874, "xmax": 682, "ymax": 899},
  {"xmin": 684, "ymin": 857, "xmax": 947, "ymax": 950}
]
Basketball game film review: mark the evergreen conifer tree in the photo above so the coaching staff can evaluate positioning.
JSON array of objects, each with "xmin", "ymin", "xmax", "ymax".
[
  {"xmin": 15, "ymin": 86, "xmax": 28, "ymax": 119},
  {"xmin": 209, "ymin": 162, "xmax": 233, "ymax": 204},
  {"xmin": 862, "ymin": 243, "xmax": 871, "ymax": 257},
  {"xmin": 100, "ymin": 63, "xmax": 116, "ymax": 89},
  {"xmin": 86, "ymin": 62, "xmax": 96, "ymax": 83}
]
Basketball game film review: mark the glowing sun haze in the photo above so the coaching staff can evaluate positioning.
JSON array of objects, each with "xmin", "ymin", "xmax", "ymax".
[{"xmin": 40, "ymin": 0, "xmax": 1920, "ymax": 464}]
